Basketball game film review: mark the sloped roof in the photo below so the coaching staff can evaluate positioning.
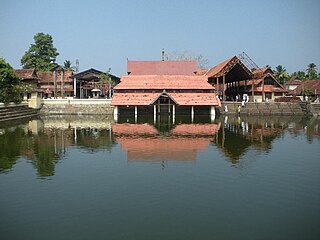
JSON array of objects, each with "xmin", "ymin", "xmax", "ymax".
[
  {"xmin": 284, "ymin": 78, "xmax": 302, "ymax": 86},
  {"xmin": 243, "ymin": 74, "xmax": 287, "ymax": 93},
  {"xmin": 112, "ymin": 92, "xmax": 160, "ymax": 105},
  {"xmin": 127, "ymin": 60, "xmax": 198, "ymax": 75},
  {"xmin": 115, "ymin": 75, "xmax": 214, "ymax": 90},
  {"xmin": 206, "ymin": 57, "xmax": 234, "ymax": 78},
  {"xmin": 38, "ymin": 71, "xmax": 74, "ymax": 83},
  {"xmin": 168, "ymin": 92, "xmax": 221, "ymax": 106},
  {"xmin": 293, "ymin": 80, "xmax": 320, "ymax": 95},
  {"xmin": 15, "ymin": 68, "xmax": 38, "ymax": 80},
  {"xmin": 252, "ymin": 67, "xmax": 273, "ymax": 78},
  {"xmin": 206, "ymin": 56, "xmax": 252, "ymax": 81},
  {"xmin": 112, "ymin": 92, "xmax": 220, "ymax": 106}
]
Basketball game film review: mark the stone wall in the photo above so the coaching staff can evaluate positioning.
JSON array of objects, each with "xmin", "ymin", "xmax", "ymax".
[
  {"xmin": 40, "ymin": 99, "xmax": 114, "ymax": 115},
  {"xmin": 219, "ymin": 102, "xmax": 307, "ymax": 116}
]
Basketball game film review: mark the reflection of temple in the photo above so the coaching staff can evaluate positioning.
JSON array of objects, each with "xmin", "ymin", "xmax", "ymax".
[
  {"xmin": 112, "ymin": 123, "xmax": 221, "ymax": 162},
  {"xmin": 212, "ymin": 116, "xmax": 287, "ymax": 164}
]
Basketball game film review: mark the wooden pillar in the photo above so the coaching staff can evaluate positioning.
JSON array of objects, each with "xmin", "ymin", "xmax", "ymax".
[
  {"xmin": 172, "ymin": 104, "xmax": 175, "ymax": 125},
  {"xmin": 251, "ymin": 79, "xmax": 255, "ymax": 102},
  {"xmin": 216, "ymin": 77, "xmax": 219, "ymax": 97},
  {"xmin": 153, "ymin": 105, "xmax": 156, "ymax": 124},
  {"xmin": 222, "ymin": 75, "xmax": 226, "ymax": 101}
]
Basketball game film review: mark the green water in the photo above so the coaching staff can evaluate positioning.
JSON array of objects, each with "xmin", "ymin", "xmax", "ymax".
[{"xmin": 0, "ymin": 115, "xmax": 319, "ymax": 240}]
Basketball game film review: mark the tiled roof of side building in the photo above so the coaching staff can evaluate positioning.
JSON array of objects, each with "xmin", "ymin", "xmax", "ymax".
[
  {"xmin": 205, "ymin": 56, "xmax": 235, "ymax": 78},
  {"xmin": 38, "ymin": 71, "xmax": 74, "ymax": 83},
  {"xmin": 15, "ymin": 69, "xmax": 38, "ymax": 79},
  {"xmin": 127, "ymin": 60, "xmax": 198, "ymax": 75},
  {"xmin": 115, "ymin": 75, "xmax": 214, "ymax": 90}
]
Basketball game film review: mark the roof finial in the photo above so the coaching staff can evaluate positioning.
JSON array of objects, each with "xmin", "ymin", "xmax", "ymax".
[{"xmin": 162, "ymin": 48, "xmax": 165, "ymax": 61}]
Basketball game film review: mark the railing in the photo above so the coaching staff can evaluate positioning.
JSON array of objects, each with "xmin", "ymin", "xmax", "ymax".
[{"xmin": 42, "ymin": 98, "xmax": 112, "ymax": 105}]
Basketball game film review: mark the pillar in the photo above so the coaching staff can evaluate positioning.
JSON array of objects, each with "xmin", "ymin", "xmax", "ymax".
[
  {"xmin": 73, "ymin": 78, "xmax": 77, "ymax": 97},
  {"xmin": 135, "ymin": 106, "xmax": 138, "ymax": 123},
  {"xmin": 153, "ymin": 105, "xmax": 156, "ymax": 124},
  {"xmin": 210, "ymin": 106, "xmax": 216, "ymax": 122},
  {"xmin": 113, "ymin": 106, "xmax": 118, "ymax": 122},
  {"xmin": 191, "ymin": 106, "xmax": 194, "ymax": 123},
  {"xmin": 172, "ymin": 104, "xmax": 175, "ymax": 117},
  {"xmin": 222, "ymin": 75, "xmax": 226, "ymax": 101}
]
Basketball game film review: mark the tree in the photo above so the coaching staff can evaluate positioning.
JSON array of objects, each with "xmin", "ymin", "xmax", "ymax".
[
  {"xmin": 21, "ymin": 33, "xmax": 59, "ymax": 71},
  {"xmin": 274, "ymin": 65, "xmax": 290, "ymax": 84},
  {"xmin": 168, "ymin": 50, "xmax": 209, "ymax": 68},
  {"xmin": 99, "ymin": 68, "xmax": 115, "ymax": 98},
  {"xmin": 291, "ymin": 71, "xmax": 306, "ymax": 80},
  {"xmin": 63, "ymin": 60, "xmax": 75, "ymax": 71},
  {"xmin": 0, "ymin": 58, "xmax": 21, "ymax": 104},
  {"xmin": 306, "ymin": 63, "xmax": 318, "ymax": 79}
]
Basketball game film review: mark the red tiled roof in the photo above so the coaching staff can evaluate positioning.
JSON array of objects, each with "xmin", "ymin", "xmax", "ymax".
[
  {"xmin": 15, "ymin": 69, "xmax": 38, "ymax": 80},
  {"xmin": 293, "ymin": 80, "xmax": 320, "ymax": 95},
  {"xmin": 111, "ymin": 92, "xmax": 221, "ymax": 106},
  {"xmin": 127, "ymin": 60, "xmax": 198, "ymax": 75},
  {"xmin": 115, "ymin": 75, "xmax": 214, "ymax": 90},
  {"xmin": 112, "ymin": 92, "xmax": 160, "ymax": 105},
  {"xmin": 38, "ymin": 71, "xmax": 73, "ymax": 84},
  {"xmin": 252, "ymin": 67, "xmax": 273, "ymax": 78},
  {"xmin": 284, "ymin": 78, "xmax": 302, "ymax": 86},
  {"xmin": 169, "ymin": 92, "xmax": 221, "ymax": 106},
  {"xmin": 206, "ymin": 56, "xmax": 234, "ymax": 78},
  {"xmin": 196, "ymin": 68, "xmax": 208, "ymax": 75}
]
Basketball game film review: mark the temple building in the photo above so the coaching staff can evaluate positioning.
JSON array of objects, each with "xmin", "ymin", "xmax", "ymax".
[{"xmin": 112, "ymin": 60, "xmax": 221, "ymax": 119}]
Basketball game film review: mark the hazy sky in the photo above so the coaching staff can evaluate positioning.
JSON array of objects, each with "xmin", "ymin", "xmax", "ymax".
[{"xmin": 0, "ymin": 0, "xmax": 319, "ymax": 76}]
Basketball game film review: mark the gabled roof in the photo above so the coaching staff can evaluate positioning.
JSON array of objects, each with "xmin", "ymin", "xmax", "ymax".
[
  {"xmin": 15, "ymin": 68, "xmax": 39, "ymax": 80},
  {"xmin": 114, "ymin": 75, "xmax": 214, "ymax": 90},
  {"xmin": 252, "ymin": 67, "xmax": 273, "ymax": 78},
  {"xmin": 70, "ymin": 68, "xmax": 120, "ymax": 82},
  {"xmin": 127, "ymin": 60, "xmax": 198, "ymax": 75},
  {"xmin": 240, "ymin": 74, "xmax": 287, "ymax": 93},
  {"xmin": 206, "ymin": 56, "xmax": 252, "ymax": 81},
  {"xmin": 284, "ymin": 78, "xmax": 302, "ymax": 86}
]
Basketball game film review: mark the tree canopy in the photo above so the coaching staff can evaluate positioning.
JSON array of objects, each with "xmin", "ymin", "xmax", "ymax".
[
  {"xmin": 273, "ymin": 65, "xmax": 290, "ymax": 84},
  {"xmin": 0, "ymin": 58, "xmax": 21, "ymax": 104},
  {"xmin": 306, "ymin": 63, "xmax": 317, "ymax": 79},
  {"xmin": 63, "ymin": 60, "xmax": 74, "ymax": 71},
  {"xmin": 21, "ymin": 33, "xmax": 59, "ymax": 71}
]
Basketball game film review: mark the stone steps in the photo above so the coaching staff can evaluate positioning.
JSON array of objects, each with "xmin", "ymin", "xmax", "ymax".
[{"xmin": 0, "ymin": 105, "xmax": 39, "ymax": 122}]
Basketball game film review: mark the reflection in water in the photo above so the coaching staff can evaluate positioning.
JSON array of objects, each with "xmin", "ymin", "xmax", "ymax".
[
  {"xmin": 0, "ymin": 115, "xmax": 319, "ymax": 177},
  {"xmin": 113, "ymin": 123, "xmax": 221, "ymax": 162}
]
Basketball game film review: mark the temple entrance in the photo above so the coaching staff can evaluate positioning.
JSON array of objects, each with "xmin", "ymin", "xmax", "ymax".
[{"xmin": 154, "ymin": 93, "xmax": 176, "ymax": 114}]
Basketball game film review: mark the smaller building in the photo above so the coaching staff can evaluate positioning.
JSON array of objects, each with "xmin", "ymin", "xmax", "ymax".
[
  {"xmin": 284, "ymin": 78, "xmax": 302, "ymax": 95},
  {"xmin": 291, "ymin": 80, "xmax": 320, "ymax": 99},
  {"xmin": 15, "ymin": 68, "xmax": 41, "ymax": 100},
  {"xmin": 70, "ymin": 68, "xmax": 120, "ymax": 99},
  {"xmin": 236, "ymin": 67, "xmax": 287, "ymax": 102}
]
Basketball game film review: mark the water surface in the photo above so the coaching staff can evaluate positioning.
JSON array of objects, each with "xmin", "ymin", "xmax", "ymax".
[{"xmin": 0, "ymin": 115, "xmax": 319, "ymax": 240}]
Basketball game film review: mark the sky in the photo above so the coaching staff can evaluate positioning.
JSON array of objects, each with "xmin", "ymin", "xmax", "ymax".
[{"xmin": 0, "ymin": 0, "xmax": 319, "ymax": 76}]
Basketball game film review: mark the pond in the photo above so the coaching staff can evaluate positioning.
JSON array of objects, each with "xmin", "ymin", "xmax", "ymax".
[{"xmin": 0, "ymin": 114, "xmax": 319, "ymax": 240}]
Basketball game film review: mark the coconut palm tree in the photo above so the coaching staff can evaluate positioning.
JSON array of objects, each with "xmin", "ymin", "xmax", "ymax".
[
  {"xmin": 63, "ymin": 60, "xmax": 75, "ymax": 71},
  {"xmin": 274, "ymin": 65, "xmax": 289, "ymax": 84},
  {"xmin": 306, "ymin": 63, "xmax": 317, "ymax": 79}
]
